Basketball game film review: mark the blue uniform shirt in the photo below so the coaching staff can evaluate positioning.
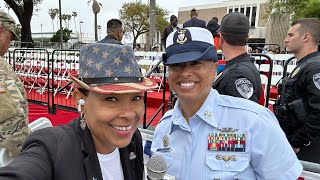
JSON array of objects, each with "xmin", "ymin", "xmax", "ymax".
[{"xmin": 151, "ymin": 89, "xmax": 302, "ymax": 180}]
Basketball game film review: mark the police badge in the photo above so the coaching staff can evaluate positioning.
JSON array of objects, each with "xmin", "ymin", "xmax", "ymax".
[
  {"xmin": 235, "ymin": 78, "xmax": 253, "ymax": 99},
  {"xmin": 313, "ymin": 73, "xmax": 320, "ymax": 90}
]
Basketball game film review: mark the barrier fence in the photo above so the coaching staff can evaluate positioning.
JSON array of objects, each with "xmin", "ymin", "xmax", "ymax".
[
  {"xmin": 12, "ymin": 48, "xmax": 51, "ymax": 112},
  {"xmin": 8, "ymin": 48, "xmax": 80, "ymax": 114}
]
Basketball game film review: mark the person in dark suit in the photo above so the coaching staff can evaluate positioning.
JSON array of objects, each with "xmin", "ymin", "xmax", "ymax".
[
  {"xmin": 161, "ymin": 15, "xmax": 179, "ymax": 48},
  {"xmin": 0, "ymin": 43, "xmax": 158, "ymax": 180},
  {"xmin": 98, "ymin": 19, "xmax": 124, "ymax": 44},
  {"xmin": 183, "ymin": 8, "xmax": 206, "ymax": 28}
]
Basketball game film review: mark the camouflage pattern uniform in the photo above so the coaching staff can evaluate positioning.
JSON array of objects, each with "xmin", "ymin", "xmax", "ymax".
[{"xmin": 0, "ymin": 10, "xmax": 30, "ymax": 157}]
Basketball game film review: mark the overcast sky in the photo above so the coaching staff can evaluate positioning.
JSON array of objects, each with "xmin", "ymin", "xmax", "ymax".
[{"xmin": 0, "ymin": 0, "xmax": 221, "ymax": 40}]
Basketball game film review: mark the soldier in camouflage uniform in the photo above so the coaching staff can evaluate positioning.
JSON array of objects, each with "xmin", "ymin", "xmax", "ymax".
[{"xmin": 0, "ymin": 10, "xmax": 30, "ymax": 157}]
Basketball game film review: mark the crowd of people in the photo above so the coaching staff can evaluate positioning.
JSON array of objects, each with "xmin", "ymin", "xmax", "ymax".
[{"xmin": 0, "ymin": 6, "xmax": 319, "ymax": 180}]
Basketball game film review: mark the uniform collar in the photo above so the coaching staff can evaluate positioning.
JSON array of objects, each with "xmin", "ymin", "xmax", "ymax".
[
  {"xmin": 225, "ymin": 53, "xmax": 250, "ymax": 69},
  {"xmin": 195, "ymin": 89, "xmax": 219, "ymax": 128},
  {"xmin": 169, "ymin": 89, "xmax": 219, "ymax": 134},
  {"xmin": 297, "ymin": 51, "xmax": 320, "ymax": 66}
]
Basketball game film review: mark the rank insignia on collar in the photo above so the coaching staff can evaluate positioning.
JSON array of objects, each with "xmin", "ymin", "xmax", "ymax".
[
  {"xmin": 176, "ymin": 29, "xmax": 188, "ymax": 44},
  {"xmin": 163, "ymin": 135, "xmax": 169, "ymax": 147},
  {"xmin": 208, "ymin": 133, "xmax": 246, "ymax": 152},
  {"xmin": 291, "ymin": 67, "xmax": 300, "ymax": 78}
]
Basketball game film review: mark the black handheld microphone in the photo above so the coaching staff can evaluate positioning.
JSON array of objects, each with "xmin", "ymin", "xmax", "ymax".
[{"xmin": 146, "ymin": 154, "xmax": 167, "ymax": 180}]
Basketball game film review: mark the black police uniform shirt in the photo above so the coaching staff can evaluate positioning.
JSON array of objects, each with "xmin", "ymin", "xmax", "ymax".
[
  {"xmin": 279, "ymin": 51, "xmax": 320, "ymax": 149},
  {"xmin": 213, "ymin": 53, "xmax": 262, "ymax": 103}
]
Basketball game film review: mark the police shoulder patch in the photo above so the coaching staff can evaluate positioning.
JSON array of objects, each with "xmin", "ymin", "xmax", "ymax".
[
  {"xmin": 313, "ymin": 73, "xmax": 320, "ymax": 91},
  {"xmin": 235, "ymin": 78, "xmax": 253, "ymax": 99}
]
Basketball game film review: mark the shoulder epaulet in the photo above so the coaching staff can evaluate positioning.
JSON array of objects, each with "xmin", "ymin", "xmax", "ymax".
[
  {"xmin": 218, "ymin": 95, "xmax": 261, "ymax": 115},
  {"xmin": 158, "ymin": 109, "xmax": 173, "ymax": 124}
]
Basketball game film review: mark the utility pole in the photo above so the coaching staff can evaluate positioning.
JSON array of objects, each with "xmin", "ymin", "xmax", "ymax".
[
  {"xmin": 79, "ymin": 21, "xmax": 84, "ymax": 43},
  {"xmin": 149, "ymin": 0, "xmax": 156, "ymax": 50},
  {"xmin": 40, "ymin": 24, "xmax": 43, "ymax": 47},
  {"xmin": 59, "ymin": 0, "xmax": 63, "ymax": 49}
]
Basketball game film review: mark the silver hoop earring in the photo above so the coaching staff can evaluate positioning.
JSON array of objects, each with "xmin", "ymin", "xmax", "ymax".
[{"xmin": 80, "ymin": 112, "xmax": 86, "ymax": 130}]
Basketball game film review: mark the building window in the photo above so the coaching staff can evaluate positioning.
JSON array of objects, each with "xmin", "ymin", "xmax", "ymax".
[
  {"xmin": 251, "ymin": 6, "xmax": 257, "ymax": 27},
  {"xmin": 229, "ymin": 8, "xmax": 233, "ymax": 13},
  {"xmin": 246, "ymin": 7, "xmax": 250, "ymax": 18},
  {"xmin": 235, "ymin": 8, "xmax": 239, "ymax": 12},
  {"xmin": 240, "ymin": 7, "xmax": 245, "ymax": 14}
]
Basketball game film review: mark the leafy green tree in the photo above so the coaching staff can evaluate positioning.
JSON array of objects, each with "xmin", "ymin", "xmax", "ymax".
[
  {"xmin": 50, "ymin": 28, "xmax": 72, "ymax": 43},
  {"xmin": 4, "ymin": 0, "xmax": 43, "ymax": 47},
  {"xmin": 266, "ymin": 0, "xmax": 320, "ymax": 20},
  {"xmin": 119, "ymin": 1, "xmax": 169, "ymax": 48}
]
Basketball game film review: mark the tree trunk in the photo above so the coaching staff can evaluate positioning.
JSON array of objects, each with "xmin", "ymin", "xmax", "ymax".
[
  {"xmin": 5, "ymin": 0, "xmax": 34, "ymax": 48},
  {"xmin": 133, "ymin": 37, "xmax": 137, "ymax": 49},
  {"xmin": 52, "ymin": 20, "xmax": 55, "ymax": 33},
  {"xmin": 94, "ymin": 13, "xmax": 98, "ymax": 41}
]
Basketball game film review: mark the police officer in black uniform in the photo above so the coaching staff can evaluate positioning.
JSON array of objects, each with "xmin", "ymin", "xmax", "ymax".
[
  {"xmin": 274, "ymin": 18, "xmax": 320, "ymax": 163},
  {"xmin": 212, "ymin": 12, "xmax": 262, "ymax": 103}
]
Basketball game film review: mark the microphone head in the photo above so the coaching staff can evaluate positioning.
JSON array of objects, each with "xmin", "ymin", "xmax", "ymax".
[{"xmin": 146, "ymin": 154, "xmax": 167, "ymax": 180}]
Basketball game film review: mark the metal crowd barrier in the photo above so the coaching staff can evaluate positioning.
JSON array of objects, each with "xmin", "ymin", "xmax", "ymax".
[
  {"xmin": 50, "ymin": 49, "xmax": 80, "ymax": 114},
  {"xmin": 250, "ymin": 53, "xmax": 273, "ymax": 107},
  {"xmin": 12, "ymin": 48, "xmax": 50, "ymax": 112},
  {"xmin": 142, "ymin": 59, "xmax": 167, "ymax": 129},
  {"xmin": 9, "ymin": 48, "xmax": 80, "ymax": 114}
]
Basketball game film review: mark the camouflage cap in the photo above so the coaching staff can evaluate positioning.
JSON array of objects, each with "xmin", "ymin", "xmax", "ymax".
[{"xmin": 0, "ymin": 10, "xmax": 20, "ymax": 41}]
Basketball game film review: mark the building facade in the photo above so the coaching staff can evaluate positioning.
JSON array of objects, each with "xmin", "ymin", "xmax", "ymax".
[{"xmin": 178, "ymin": 0, "xmax": 291, "ymax": 51}]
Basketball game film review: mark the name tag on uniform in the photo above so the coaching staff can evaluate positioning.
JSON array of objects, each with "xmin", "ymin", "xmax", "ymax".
[
  {"xmin": 156, "ymin": 147, "xmax": 172, "ymax": 152},
  {"xmin": 208, "ymin": 133, "xmax": 246, "ymax": 152}
]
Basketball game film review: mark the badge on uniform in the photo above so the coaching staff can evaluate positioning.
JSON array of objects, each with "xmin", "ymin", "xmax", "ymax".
[
  {"xmin": 235, "ymin": 78, "xmax": 253, "ymax": 99},
  {"xmin": 129, "ymin": 152, "xmax": 136, "ymax": 160},
  {"xmin": 208, "ymin": 133, "xmax": 246, "ymax": 152},
  {"xmin": 156, "ymin": 135, "xmax": 172, "ymax": 152},
  {"xmin": 313, "ymin": 73, "xmax": 320, "ymax": 90},
  {"xmin": 291, "ymin": 67, "xmax": 300, "ymax": 78},
  {"xmin": 176, "ymin": 29, "xmax": 188, "ymax": 44}
]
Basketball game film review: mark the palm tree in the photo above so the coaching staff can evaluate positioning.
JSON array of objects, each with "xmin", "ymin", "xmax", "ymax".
[
  {"xmin": 54, "ymin": 8, "xmax": 60, "ymax": 30},
  {"xmin": 72, "ymin": 12, "xmax": 78, "ymax": 32},
  {"xmin": 66, "ymin": 14, "xmax": 72, "ymax": 29},
  {"xmin": 48, "ymin": 8, "xmax": 57, "ymax": 32},
  {"xmin": 61, "ymin": 14, "xmax": 68, "ymax": 28},
  {"xmin": 88, "ymin": 0, "xmax": 102, "ymax": 41}
]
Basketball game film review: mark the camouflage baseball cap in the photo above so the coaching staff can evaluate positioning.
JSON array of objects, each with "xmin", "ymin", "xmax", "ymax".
[{"xmin": 0, "ymin": 10, "xmax": 20, "ymax": 41}]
